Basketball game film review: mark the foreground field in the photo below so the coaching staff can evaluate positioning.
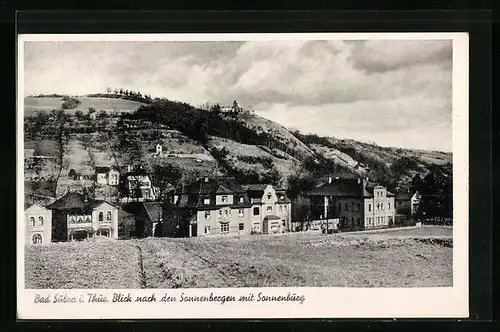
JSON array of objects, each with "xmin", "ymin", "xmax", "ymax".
[{"xmin": 25, "ymin": 226, "xmax": 453, "ymax": 289}]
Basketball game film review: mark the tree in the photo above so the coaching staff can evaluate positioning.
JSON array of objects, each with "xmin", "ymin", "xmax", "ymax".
[
  {"xmin": 151, "ymin": 164, "xmax": 182, "ymax": 201},
  {"xmin": 75, "ymin": 110, "xmax": 84, "ymax": 120}
]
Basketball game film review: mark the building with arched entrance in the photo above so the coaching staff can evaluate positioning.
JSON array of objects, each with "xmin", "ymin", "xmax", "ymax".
[{"xmin": 24, "ymin": 204, "xmax": 52, "ymax": 245}]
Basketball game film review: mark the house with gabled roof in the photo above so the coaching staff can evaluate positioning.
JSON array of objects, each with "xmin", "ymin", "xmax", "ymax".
[
  {"xmin": 95, "ymin": 165, "xmax": 120, "ymax": 186},
  {"xmin": 243, "ymin": 184, "xmax": 292, "ymax": 234},
  {"xmin": 170, "ymin": 177, "xmax": 253, "ymax": 237},
  {"xmin": 122, "ymin": 201, "xmax": 164, "ymax": 238},
  {"xmin": 46, "ymin": 191, "xmax": 119, "ymax": 241},
  {"xmin": 305, "ymin": 177, "xmax": 395, "ymax": 230}
]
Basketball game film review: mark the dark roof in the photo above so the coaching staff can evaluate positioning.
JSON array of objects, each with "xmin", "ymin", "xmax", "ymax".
[
  {"xmin": 46, "ymin": 192, "xmax": 116, "ymax": 213},
  {"xmin": 305, "ymin": 178, "xmax": 381, "ymax": 198},
  {"xmin": 95, "ymin": 166, "xmax": 110, "ymax": 173},
  {"xmin": 395, "ymin": 191, "xmax": 413, "ymax": 200},
  {"xmin": 174, "ymin": 177, "xmax": 245, "ymax": 195},
  {"xmin": 142, "ymin": 202, "xmax": 163, "ymax": 222},
  {"xmin": 264, "ymin": 215, "xmax": 281, "ymax": 221}
]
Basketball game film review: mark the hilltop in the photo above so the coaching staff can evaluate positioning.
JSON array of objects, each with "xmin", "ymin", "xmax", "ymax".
[{"xmin": 23, "ymin": 95, "xmax": 452, "ymax": 202}]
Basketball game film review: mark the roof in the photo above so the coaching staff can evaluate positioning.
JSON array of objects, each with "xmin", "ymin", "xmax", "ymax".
[
  {"xmin": 174, "ymin": 177, "xmax": 245, "ymax": 195},
  {"xmin": 24, "ymin": 203, "xmax": 50, "ymax": 212},
  {"xmin": 264, "ymin": 215, "xmax": 281, "ymax": 221},
  {"xmin": 122, "ymin": 202, "xmax": 163, "ymax": 222},
  {"xmin": 142, "ymin": 202, "xmax": 163, "ymax": 222},
  {"xmin": 46, "ymin": 192, "xmax": 116, "ymax": 213},
  {"xmin": 395, "ymin": 191, "xmax": 413, "ymax": 200},
  {"xmin": 305, "ymin": 178, "xmax": 381, "ymax": 198},
  {"xmin": 95, "ymin": 166, "xmax": 110, "ymax": 174}
]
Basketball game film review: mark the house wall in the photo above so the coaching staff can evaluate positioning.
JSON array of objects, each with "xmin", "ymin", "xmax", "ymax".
[
  {"xmin": 91, "ymin": 202, "xmax": 119, "ymax": 239},
  {"xmin": 96, "ymin": 173, "xmax": 107, "ymax": 185},
  {"xmin": 108, "ymin": 170, "xmax": 120, "ymax": 186},
  {"xmin": 250, "ymin": 204, "xmax": 262, "ymax": 233},
  {"xmin": 25, "ymin": 205, "xmax": 52, "ymax": 245},
  {"xmin": 196, "ymin": 207, "xmax": 251, "ymax": 236},
  {"xmin": 370, "ymin": 188, "xmax": 396, "ymax": 228},
  {"xmin": 216, "ymin": 194, "xmax": 234, "ymax": 205},
  {"xmin": 337, "ymin": 198, "xmax": 364, "ymax": 228}
]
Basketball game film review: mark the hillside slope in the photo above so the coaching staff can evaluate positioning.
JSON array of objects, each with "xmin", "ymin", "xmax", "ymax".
[{"xmin": 23, "ymin": 96, "xmax": 452, "ymax": 200}]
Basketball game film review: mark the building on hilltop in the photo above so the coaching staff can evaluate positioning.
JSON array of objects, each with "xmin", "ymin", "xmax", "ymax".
[
  {"xmin": 220, "ymin": 100, "xmax": 243, "ymax": 113},
  {"xmin": 24, "ymin": 204, "xmax": 52, "ymax": 245},
  {"xmin": 305, "ymin": 177, "xmax": 395, "ymax": 230},
  {"xmin": 46, "ymin": 191, "xmax": 118, "ymax": 241}
]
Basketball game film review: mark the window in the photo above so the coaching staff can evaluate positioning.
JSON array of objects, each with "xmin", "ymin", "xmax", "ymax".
[
  {"xmin": 29, "ymin": 217, "xmax": 35, "ymax": 227},
  {"xmin": 357, "ymin": 203, "xmax": 361, "ymax": 211},
  {"xmin": 205, "ymin": 226, "xmax": 211, "ymax": 234},
  {"xmin": 266, "ymin": 206, "xmax": 272, "ymax": 215},
  {"xmin": 238, "ymin": 209, "xmax": 244, "ymax": 216},
  {"xmin": 220, "ymin": 224, "xmax": 229, "ymax": 233},
  {"xmin": 222, "ymin": 195, "xmax": 228, "ymax": 203},
  {"xmin": 253, "ymin": 207, "xmax": 260, "ymax": 215},
  {"xmin": 205, "ymin": 211, "xmax": 211, "ymax": 219},
  {"xmin": 239, "ymin": 197, "xmax": 244, "ymax": 203},
  {"xmin": 368, "ymin": 204, "xmax": 372, "ymax": 212},
  {"xmin": 279, "ymin": 205, "xmax": 283, "ymax": 213},
  {"xmin": 70, "ymin": 216, "xmax": 76, "ymax": 224},
  {"xmin": 224, "ymin": 209, "xmax": 228, "ymax": 216},
  {"xmin": 218, "ymin": 210, "xmax": 222, "ymax": 218},
  {"xmin": 345, "ymin": 203, "xmax": 348, "ymax": 211},
  {"xmin": 377, "ymin": 203, "xmax": 380, "ymax": 210},
  {"xmin": 388, "ymin": 202, "xmax": 391, "ymax": 210},
  {"xmin": 381, "ymin": 203, "xmax": 384, "ymax": 210},
  {"xmin": 85, "ymin": 216, "xmax": 91, "ymax": 223},
  {"xmin": 106, "ymin": 211, "xmax": 112, "ymax": 221},
  {"xmin": 32, "ymin": 233, "xmax": 42, "ymax": 244},
  {"xmin": 78, "ymin": 217, "xmax": 83, "ymax": 223},
  {"xmin": 239, "ymin": 223, "xmax": 244, "ymax": 231},
  {"xmin": 204, "ymin": 197, "xmax": 210, "ymax": 205},
  {"xmin": 99, "ymin": 212, "xmax": 104, "ymax": 221},
  {"xmin": 37, "ymin": 216, "xmax": 44, "ymax": 226},
  {"xmin": 280, "ymin": 195, "xmax": 284, "ymax": 200},
  {"xmin": 267, "ymin": 193, "xmax": 272, "ymax": 200}
]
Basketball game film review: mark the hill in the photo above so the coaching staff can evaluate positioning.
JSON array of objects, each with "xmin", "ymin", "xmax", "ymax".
[
  {"xmin": 23, "ymin": 96, "xmax": 452, "ymax": 206},
  {"xmin": 24, "ymin": 96, "xmax": 144, "ymax": 117}
]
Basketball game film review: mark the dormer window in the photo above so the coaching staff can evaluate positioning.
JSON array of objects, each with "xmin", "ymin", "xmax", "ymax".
[
  {"xmin": 222, "ymin": 195, "xmax": 228, "ymax": 203},
  {"xmin": 204, "ymin": 197, "xmax": 210, "ymax": 205},
  {"xmin": 267, "ymin": 193, "xmax": 272, "ymax": 200},
  {"xmin": 239, "ymin": 197, "xmax": 244, "ymax": 203}
]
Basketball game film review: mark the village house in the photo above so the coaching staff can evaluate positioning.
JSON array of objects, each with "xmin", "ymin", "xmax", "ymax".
[
  {"xmin": 244, "ymin": 184, "xmax": 292, "ymax": 234},
  {"xmin": 170, "ymin": 177, "xmax": 253, "ymax": 237},
  {"xmin": 395, "ymin": 190, "xmax": 422, "ymax": 216},
  {"xmin": 121, "ymin": 166, "xmax": 156, "ymax": 202},
  {"xmin": 305, "ymin": 177, "xmax": 396, "ymax": 230},
  {"xmin": 95, "ymin": 165, "xmax": 120, "ymax": 186},
  {"xmin": 122, "ymin": 201, "xmax": 163, "ymax": 238},
  {"xmin": 46, "ymin": 191, "xmax": 119, "ymax": 241},
  {"xmin": 24, "ymin": 204, "xmax": 52, "ymax": 244}
]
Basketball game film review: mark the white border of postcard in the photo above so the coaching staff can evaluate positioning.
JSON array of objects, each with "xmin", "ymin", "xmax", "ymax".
[{"xmin": 17, "ymin": 32, "xmax": 469, "ymax": 319}]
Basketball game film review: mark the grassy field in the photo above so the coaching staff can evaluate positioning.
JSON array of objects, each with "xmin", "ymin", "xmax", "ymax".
[
  {"xmin": 24, "ymin": 97, "xmax": 143, "ymax": 116},
  {"xmin": 25, "ymin": 226, "xmax": 453, "ymax": 289}
]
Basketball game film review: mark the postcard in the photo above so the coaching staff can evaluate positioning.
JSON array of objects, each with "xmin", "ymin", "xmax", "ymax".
[{"xmin": 17, "ymin": 32, "xmax": 469, "ymax": 319}]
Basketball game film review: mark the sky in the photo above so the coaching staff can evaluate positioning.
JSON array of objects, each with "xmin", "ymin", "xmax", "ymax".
[{"xmin": 23, "ymin": 39, "xmax": 453, "ymax": 152}]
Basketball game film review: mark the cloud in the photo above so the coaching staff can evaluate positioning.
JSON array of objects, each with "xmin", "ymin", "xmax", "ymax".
[{"xmin": 22, "ymin": 39, "xmax": 452, "ymax": 151}]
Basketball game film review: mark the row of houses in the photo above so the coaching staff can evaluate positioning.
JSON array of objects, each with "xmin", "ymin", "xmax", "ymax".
[{"xmin": 24, "ymin": 175, "xmax": 421, "ymax": 245}]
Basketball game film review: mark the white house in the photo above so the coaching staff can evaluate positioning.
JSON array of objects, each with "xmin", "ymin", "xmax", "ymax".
[
  {"xmin": 24, "ymin": 204, "xmax": 52, "ymax": 244},
  {"xmin": 95, "ymin": 166, "xmax": 120, "ymax": 186}
]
